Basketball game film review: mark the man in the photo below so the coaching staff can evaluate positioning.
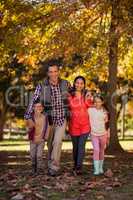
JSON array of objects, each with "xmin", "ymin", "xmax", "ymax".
[{"xmin": 24, "ymin": 61, "xmax": 70, "ymax": 176}]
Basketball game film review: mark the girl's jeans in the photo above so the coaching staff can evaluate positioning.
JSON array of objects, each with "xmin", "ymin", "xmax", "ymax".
[{"xmin": 91, "ymin": 134, "xmax": 107, "ymax": 160}]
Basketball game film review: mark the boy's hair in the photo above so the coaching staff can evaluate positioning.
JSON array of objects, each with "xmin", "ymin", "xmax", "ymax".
[{"xmin": 33, "ymin": 99, "xmax": 44, "ymax": 106}]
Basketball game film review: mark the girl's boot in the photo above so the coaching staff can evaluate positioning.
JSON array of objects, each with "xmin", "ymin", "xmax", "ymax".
[
  {"xmin": 93, "ymin": 160, "xmax": 100, "ymax": 175},
  {"xmin": 99, "ymin": 160, "xmax": 104, "ymax": 174}
]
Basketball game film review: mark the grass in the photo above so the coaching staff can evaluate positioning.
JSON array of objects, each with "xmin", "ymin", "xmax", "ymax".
[{"xmin": 0, "ymin": 139, "xmax": 133, "ymax": 151}]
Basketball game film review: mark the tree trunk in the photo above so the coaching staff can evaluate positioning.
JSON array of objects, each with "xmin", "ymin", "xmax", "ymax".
[
  {"xmin": 107, "ymin": 0, "xmax": 124, "ymax": 154},
  {"xmin": 0, "ymin": 93, "xmax": 8, "ymax": 141},
  {"xmin": 0, "ymin": 114, "xmax": 6, "ymax": 141}
]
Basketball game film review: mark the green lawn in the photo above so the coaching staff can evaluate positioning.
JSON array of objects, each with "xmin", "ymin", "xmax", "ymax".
[{"xmin": 0, "ymin": 140, "xmax": 133, "ymax": 151}]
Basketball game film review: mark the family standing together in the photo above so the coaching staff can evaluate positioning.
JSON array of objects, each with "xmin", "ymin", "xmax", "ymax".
[{"xmin": 24, "ymin": 61, "xmax": 110, "ymax": 177}]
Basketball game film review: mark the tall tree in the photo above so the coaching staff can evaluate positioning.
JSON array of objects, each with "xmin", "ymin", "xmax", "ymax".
[
  {"xmin": 0, "ymin": 0, "xmax": 133, "ymax": 144},
  {"xmin": 107, "ymin": 0, "xmax": 124, "ymax": 152}
]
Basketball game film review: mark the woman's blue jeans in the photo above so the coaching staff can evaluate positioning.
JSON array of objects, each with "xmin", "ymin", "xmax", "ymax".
[{"xmin": 71, "ymin": 133, "xmax": 89, "ymax": 170}]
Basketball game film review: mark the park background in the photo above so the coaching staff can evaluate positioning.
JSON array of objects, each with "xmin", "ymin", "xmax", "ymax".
[{"xmin": 0, "ymin": 0, "xmax": 133, "ymax": 200}]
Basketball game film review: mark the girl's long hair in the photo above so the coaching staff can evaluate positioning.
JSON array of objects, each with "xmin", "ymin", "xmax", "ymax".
[{"xmin": 94, "ymin": 94, "xmax": 109, "ymax": 112}]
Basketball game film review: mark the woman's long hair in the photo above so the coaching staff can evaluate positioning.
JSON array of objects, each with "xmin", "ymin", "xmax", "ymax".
[{"xmin": 70, "ymin": 76, "xmax": 87, "ymax": 97}]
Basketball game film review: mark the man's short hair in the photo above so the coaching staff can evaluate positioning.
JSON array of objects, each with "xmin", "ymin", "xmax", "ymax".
[
  {"xmin": 44, "ymin": 59, "xmax": 62, "ymax": 72},
  {"xmin": 47, "ymin": 64, "xmax": 59, "ymax": 72},
  {"xmin": 33, "ymin": 99, "xmax": 44, "ymax": 106}
]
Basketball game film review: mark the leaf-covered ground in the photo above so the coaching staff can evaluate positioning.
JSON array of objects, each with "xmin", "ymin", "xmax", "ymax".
[{"xmin": 0, "ymin": 142, "xmax": 133, "ymax": 200}]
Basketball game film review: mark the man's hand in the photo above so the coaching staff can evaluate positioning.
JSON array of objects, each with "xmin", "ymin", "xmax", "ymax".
[{"xmin": 44, "ymin": 125, "xmax": 50, "ymax": 140}]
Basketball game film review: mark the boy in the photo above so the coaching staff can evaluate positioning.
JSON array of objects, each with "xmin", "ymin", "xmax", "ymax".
[{"xmin": 26, "ymin": 100, "xmax": 49, "ymax": 175}]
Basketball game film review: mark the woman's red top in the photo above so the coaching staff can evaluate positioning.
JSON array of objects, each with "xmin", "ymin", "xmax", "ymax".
[{"xmin": 68, "ymin": 95, "xmax": 93, "ymax": 136}]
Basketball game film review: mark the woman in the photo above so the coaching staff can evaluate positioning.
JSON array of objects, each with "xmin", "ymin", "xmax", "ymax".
[{"xmin": 68, "ymin": 76, "xmax": 93, "ymax": 175}]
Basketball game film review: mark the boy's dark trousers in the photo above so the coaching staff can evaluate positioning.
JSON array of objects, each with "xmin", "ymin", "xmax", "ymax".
[
  {"xmin": 30, "ymin": 141, "xmax": 45, "ymax": 174},
  {"xmin": 71, "ymin": 133, "xmax": 88, "ymax": 170}
]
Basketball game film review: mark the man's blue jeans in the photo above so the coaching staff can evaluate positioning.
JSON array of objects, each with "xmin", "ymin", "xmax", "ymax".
[{"xmin": 71, "ymin": 133, "xmax": 89, "ymax": 170}]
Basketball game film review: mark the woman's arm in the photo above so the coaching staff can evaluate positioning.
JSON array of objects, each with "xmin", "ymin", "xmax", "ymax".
[
  {"xmin": 44, "ymin": 115, "xmax": 50, "ymax": 140},
  {"xmin": 44, "ymin": 124, "xmax": 50, "ymax": 140}
]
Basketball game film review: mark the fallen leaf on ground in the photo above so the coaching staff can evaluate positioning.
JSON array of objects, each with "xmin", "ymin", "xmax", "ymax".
[
  {"xmin": 113, "ymin": 181, "xmax": 122, "ymax": 187},
  {"xmin": 96, "ymin": 195, "xmax": 105, "ymax": 200},
  {"xmin": 42, "ymin": 184, "xmax": 52, "ymax": 189},
  {"xmin": 55, "ymin": 182, "xmax": 69, "ymax": 192},
  {"xmin": 104, "ymin": 169, "xmax": 113, "ymax": 178},
  {"xmin": 11, "ymin": 193, "xmax": 24, "ymax": 200},
  {"xmin": 113, "ymin": 161, "xmax": 119, "ymax": 168},
  {"xmin": 105, "ymin": 186, "xmax": 113, "ymax": 191},
  {"xmin": 35, "ymin": 193, "xmax": 46, "ymax": 199},
  {"xmin": 84, "ymin": 181, "xmax": 97, "ymax": 190}
]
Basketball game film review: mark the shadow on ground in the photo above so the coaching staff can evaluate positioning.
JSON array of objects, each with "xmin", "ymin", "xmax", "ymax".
[{"xmin": 0, "ymin": 149, "xmax": 133, "ymax": 200}]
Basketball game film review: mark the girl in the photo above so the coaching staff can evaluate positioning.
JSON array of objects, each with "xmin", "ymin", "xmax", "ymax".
[
  {"xmin": 26, "ymin": 100, "xmax": 49, "ymax": 175},
  {"xmin": 68, "ymin": 76, "xmax": 93, "ymax": 175},
  {"xmin": 88, "ymin": 95, "xmax": 110, "ymax": 175}
]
